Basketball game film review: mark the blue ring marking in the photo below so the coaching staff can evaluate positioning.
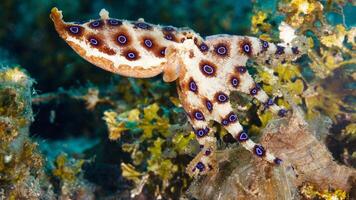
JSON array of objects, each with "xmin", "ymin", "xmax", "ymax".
[
  {"xmin": 199, "ymin": 43, "xmax": 209, "ymax": 52},
  {"xmin": 276, "ymin": 45, "xmax": 285, "ymax": 55},
  {"xmin": 196, "ymin": 162, "xmax": 205, "ymax": 172},
  {"xmin": 69, "ymin": 26, "xmax": 80, "ymax": 34},
  {"xmin": 216, "ymin": 45, "xmax": 227, "ymax": 55},
  {"xmin": 236, "ymin": 66, "xmax": 247, "ymax": 73},
  {"xmin": 278, "ymin": 109, "xmax": 287, "ymax": 117},
  {"xmin": 254, "ymin": 145, "xmax": 265, "ymax": 157},
  {"xmin": 117, "ymin": 35, "xmax": 127, "ymax": 44},
  {"xmin": 144, "ymin": 39, "xmax": 153, "ymax": 48},
  {"xmin": 243, "ymin": 44, "xmax": 250, "ymax": 53},
  {"xmin": 237, "ymin": 131, "xmax": 249, "ymax": 142},
  {"xmin": 127, "ymin": 52, "xmax": 136, "ymax": 59},
  {"xmin": 108, "ymin": 19, "xmax": 122, "ymax": 26},
  {"xmin": 189, "ymin": 80, "xmax": 197, "ymax": 92},
  {"xmin": 206, "ymin": 100, "xmax": 213, "ymax": 112},
  {"xmin": 194, "ymin": 111, "xmax": 205, "ymax": 120},
  {"xmin": 89, "ymin": 38, "xmax": 99, "ymax": 46}
]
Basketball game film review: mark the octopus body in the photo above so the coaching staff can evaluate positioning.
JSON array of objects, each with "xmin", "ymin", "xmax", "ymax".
[{"xmin": 50, "ymin": 8, "xmax": 304, "ymax": 177}]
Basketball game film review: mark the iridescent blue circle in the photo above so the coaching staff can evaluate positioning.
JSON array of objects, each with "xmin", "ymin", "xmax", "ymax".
[
  {"xmin": 108, "ymin": 19, "xmax": 121, "ymax": 26},
  {"xmin": 199, "ymin": 43, "xmax": 209, "ymax": 52},
  {"xmin": 206, "ymin": 100, "xmax": 213, "ymax": 111},
  {"xmin": 127, "ymin": 52, "xmax": 136, "ymax": 59},
  {"xmin": 243, "ymin": 44, "xmax": 250, "ymax": 53},
  {"xmin": 254, "ymin": 145, "xmax": 265, "ymax": 157},
  {"xmin": 203, "ymin": 64, "xmax": 214, "ymax": 75},
  {"xmin": 117, "ymin": 35, "xmax": 127, "ymax": 44},
  {"xmin": 238, "ymin": 131, "xmax": 249, "ymax": 141},
  {"xmin": 194, "ymin": 111, "xmax": 204, "ymax": 120},
  {"xmin": 217, "ymin": 93, "xmax": 228, "ymax": 102},
  {"xmin": 231, "ymin": 77, "xmax": 239, "ymax": 87},
  {"xmin": 229, "ymin": 113, "xmax": 237, "ymax": 122},
  {"xmin": 236, "ymin": 66, "xmax": 246, "ymax": 73},
  {"xmin": 69, "ymin": 26, "xmax": 80, "ymax": 34},
  {"xmin": 89, "ymin": 38, "xmax": 99, "ymax": 46},
  {"xmin": 196, "ymin": 162, "xmax": 205, "ymax": 172},
  {"xmin": 90, "ymin": 20, "xmax": 101, "ymax": 27},
  {"xmin": 278, "ymin": 109, "xmax": 287, "ymax": 117},
  {"xmin": 189, "ymin": 80, "xmax": 197, "ymax": 92},
  {"xmin": 216, "ymin": 46, "xmax": 227, "ymax": 55},
  {"xmin": 250, "ymin": 88, "xmax": 258, "ymax": 95},
  {"xmin": 144, "ymin": 39, "xmax": 153, "ymax": 48}
]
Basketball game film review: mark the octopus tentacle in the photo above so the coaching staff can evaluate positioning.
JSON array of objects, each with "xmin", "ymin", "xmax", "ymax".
[
  {"xmin": 227, "ymin": 65, "xmax": 287, "ymax": 116},
  {"xmin": 214, "ymin": 102, "xmax": 282, "ymax": 164}
]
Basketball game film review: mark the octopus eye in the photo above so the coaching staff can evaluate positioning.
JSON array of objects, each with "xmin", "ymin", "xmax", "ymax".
[
  {"xmin": 199, "ymin": 43, "xmax": 209, "ymax": 52},
  {"xmin": 237, "ymin": 131, "xmax": 249, "ymax": 142},
  {"xmin": 144, "ymin": 39, "xmax": 153, "ymax": 48},
  {"xmin": 215, "ymin": 44, "xmax": 228, "ymax": 56},
  {"xmin": 254, "ymin": 145, "xmax": 265, "ymax": 157},
  {"xmin": 117, "ymin": 35, "xmax": 127, "ymax": 45},
  {"xmin": 68, "ymin": 26, "xmax": 80, "ymax": 34},
  {"xmin": 89, "ymin": 20, "xmax": 102, "ymax": 28},
  {"xmin": 107, "ymin": 19, "xmax": 122, "ymax": 26},
  {"xmin": 89, "ymin": 37, "xmax": 99, "ymax": 46}
]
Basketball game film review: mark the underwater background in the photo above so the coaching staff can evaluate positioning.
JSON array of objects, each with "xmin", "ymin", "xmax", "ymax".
[{"xmin": 0, "ymin": 0, "xmax": 355, "ymax": 199}]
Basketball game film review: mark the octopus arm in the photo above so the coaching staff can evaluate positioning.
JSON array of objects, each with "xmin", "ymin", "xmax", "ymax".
[{"xmin": 50, "ymin": 7, "xmax": 186, "ymax": 78}]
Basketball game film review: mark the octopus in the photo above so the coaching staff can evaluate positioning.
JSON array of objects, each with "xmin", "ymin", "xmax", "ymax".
[{"xmin": 50, "ymin": 7, "xmax": 305, "ymax": 177}]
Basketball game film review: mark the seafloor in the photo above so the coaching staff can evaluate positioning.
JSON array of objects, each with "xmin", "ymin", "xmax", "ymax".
[{"xmin": 0, "ymin": 0, "xmax": 355, "ymax": 199}]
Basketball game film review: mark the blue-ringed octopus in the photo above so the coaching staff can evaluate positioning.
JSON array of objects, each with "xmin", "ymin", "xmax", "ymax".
[{"xmin": 50, "ymin": 7, "xmax": 305, "ymax": 177}]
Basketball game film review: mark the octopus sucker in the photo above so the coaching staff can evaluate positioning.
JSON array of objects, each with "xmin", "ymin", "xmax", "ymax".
[{"xmin": 51, "ymin": 7, "xmax": 306, "ymax": 177}]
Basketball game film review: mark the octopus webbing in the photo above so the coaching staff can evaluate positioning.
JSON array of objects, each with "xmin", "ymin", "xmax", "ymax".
[{"xmin": 50, "ymin": 7, "xmax": 304, "ymax": 177}]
